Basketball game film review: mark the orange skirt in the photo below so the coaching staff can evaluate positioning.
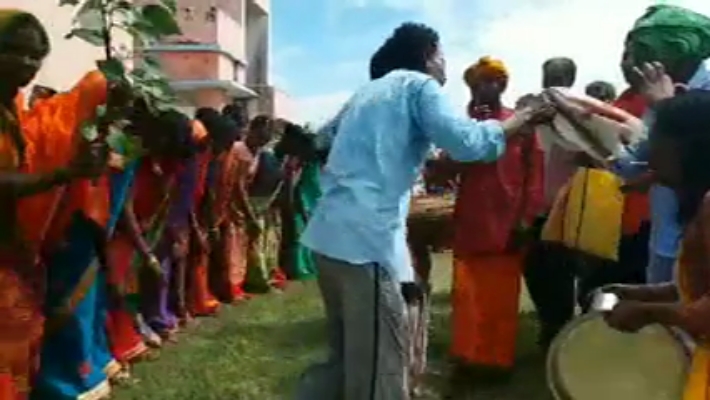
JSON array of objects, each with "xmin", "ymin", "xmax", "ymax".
[
  {"xmin": 187, "ymin": 227, "xmax": 220, "ymax": 316},
  {"xmin": 450, "ymin": 253, "xmax": 523, "ymax": 368}
]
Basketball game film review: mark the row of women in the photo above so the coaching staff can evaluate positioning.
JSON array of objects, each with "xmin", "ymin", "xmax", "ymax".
[
  {"xmin": 428, "ymin": 3, "xmax": 710, "ymax": 397},
  {"xmin": 0, "ymin": 9, "xmax": 323, "ymax": 400}
]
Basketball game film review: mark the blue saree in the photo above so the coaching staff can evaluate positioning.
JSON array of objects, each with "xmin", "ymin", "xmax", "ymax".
[{"xmin": 32, "ymin": 166, "xmax": 138, "ymax": 400}]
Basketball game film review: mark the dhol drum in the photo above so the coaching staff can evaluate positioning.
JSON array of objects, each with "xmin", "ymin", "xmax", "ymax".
[{"xmin": 547, "ymin": 293, "xmax": 692, "ymax": 400}]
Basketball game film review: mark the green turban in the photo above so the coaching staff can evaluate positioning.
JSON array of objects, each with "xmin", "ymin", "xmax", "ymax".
[{"xmin": 627, "ymin": 5, "xmax": 710, "ymax": 70}]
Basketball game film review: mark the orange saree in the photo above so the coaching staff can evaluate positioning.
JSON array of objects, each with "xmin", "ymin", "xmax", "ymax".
[
  {"xmin": 450, "ymin": 107, "xmax": 544, "ymax": 369},
  {"xmin": 0, "ymin": 71, "xmax": 106, "ymax": 399},
  {"xmin": 187, "ymin": 150, "xmax": 220, "ymax": 315}
]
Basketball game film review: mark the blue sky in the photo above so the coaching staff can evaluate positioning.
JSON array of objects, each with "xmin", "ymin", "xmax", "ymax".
[{"xmin": 270, "ymin": 0, "xmax": 710, "ymax": 124}]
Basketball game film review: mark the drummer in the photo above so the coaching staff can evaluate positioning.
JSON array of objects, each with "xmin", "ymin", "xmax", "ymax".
[
  {"xmin": 449, "ymin": 57, "xmax": 544, "ymax": 389},
  {"xmin": 605, "ymin": 88, "xmax": 710, "ymax": 400}
]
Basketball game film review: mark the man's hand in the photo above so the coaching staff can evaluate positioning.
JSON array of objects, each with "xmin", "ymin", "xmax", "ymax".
[{"xmin": 633, "ymin": 62, "xmax": 676, "ymax": 104}]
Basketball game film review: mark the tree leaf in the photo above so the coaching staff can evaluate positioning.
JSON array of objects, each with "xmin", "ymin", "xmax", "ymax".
[
  {"xmin": 65, "ymin": 27, "xmax": 105, "ymax": 46},
  {"xmin": 81, "ymin": 122, "xmax": 99, "ymax": 141},
  {"xmin": 97, "ymin": 58, "xmax": 126, "ymax": 82},
  {"xmin": 159, "ymin": 0, "xmax": 177, "ymax": 13},
  {"xmin": 76, "ymin": 0, "xmax": 103, "ymax": 19},
  {"xmin": 140, "ymin": 4, "xmax": 181, "ymax": 36}
]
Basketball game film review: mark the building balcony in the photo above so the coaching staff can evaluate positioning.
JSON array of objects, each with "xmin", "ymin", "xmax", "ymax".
[{"xmin": 249, "ymin": 0, "xmax": 269, "ymax": 15}]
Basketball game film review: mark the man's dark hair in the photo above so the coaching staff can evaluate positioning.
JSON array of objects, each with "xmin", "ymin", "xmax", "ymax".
[
  {"xmin": 543, "ymin": 57, "xmax": 577, "ymax": 88},
  {"xmin": 369, "ymin": 45, "xmax": 388, "ymax": 80},
  {"xmin": 195, "ymin": 107, "xmax": 239, "ymax": 152},
  {"xmin": 653, "ymin": 90, "xmax": 710, "ymax": 224},
  {"xmin": 585, "ymin": 81, "xmax": 617, "ymax": 102},
  {"xmin": 374, "ymin": 22, "xmax": 439, "ymax": 77}
]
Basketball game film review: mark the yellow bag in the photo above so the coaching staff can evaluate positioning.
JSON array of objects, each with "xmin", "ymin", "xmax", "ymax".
[{"xmin": 541, "ymin": 168, "xmax": 624, "ymax": 261}]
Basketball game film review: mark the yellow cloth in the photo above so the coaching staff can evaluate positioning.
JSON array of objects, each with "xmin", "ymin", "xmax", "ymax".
[
  {"xmin": 541, "ymin": 168, "xmax": 623, "ymax": 261},
  {"xmin": 677, "ymin": 251, "xmax": 710, "ymax": 400},
  {"xmin": 464, "ymin": 56, "xmax": 508, "ymax": 87}
]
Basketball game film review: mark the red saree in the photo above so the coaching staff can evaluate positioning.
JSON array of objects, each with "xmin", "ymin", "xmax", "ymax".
[
  {"xmin": 450, "ymin": 106, "xmax": 544, "ymax": 369},
  {"xmin": 105, "ymin": 232, "xmax": 148, "ymax": 363}
]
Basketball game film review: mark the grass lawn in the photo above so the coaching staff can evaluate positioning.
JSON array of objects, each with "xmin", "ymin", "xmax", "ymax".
[{"xmin": 113, "ymin": 252, "xmax": 552, "ymax": 399}]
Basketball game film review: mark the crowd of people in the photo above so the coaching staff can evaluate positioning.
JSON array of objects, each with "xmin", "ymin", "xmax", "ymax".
[
  {"xmin": 0, "ymin": 9, "xmax": 329, "ymax": 400},
  {"xmin": 5, "ymin": 2, "xmax": 710, "ymax": 400},
  {"xmin": 295, "ymin": 3, "xmax": 710, "ymax": 400}
]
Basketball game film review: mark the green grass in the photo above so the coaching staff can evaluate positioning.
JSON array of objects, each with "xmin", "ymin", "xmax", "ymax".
[{"xmin": 113, "ymin": 253, "xmax": 552, "ymax": 399}]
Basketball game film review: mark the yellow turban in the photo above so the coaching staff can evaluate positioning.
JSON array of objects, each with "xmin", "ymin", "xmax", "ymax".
[{"xmin": 464, "ymin": 56, "xmax": 509, "ymax": 88}]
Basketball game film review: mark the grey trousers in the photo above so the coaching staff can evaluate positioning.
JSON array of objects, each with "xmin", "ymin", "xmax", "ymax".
[{"xmin": 295, "ymin": 253, "xmax": 410, "ymax": 400}]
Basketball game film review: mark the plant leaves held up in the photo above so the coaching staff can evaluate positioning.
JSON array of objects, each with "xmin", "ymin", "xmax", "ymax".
[{"xmin": 60, "ymin": 0, "xmax": 183, "ymax": 150}]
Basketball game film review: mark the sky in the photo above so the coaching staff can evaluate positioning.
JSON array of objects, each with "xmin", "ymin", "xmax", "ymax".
[{"xmin": 270, "ymin": 0, "xmax": 710, "ymax": 126}]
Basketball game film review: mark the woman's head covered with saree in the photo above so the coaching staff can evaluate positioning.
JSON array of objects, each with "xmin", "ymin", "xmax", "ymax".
[
  {"xmin": 627, "ymin": 5, "xmax": 710, "ymax": 82},
  {"xmin": 0, "ymin": 9, "xmax": 50, "ymax": 90}
]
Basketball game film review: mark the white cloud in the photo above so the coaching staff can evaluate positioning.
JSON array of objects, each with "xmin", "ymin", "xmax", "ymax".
[{"xmin": 291, "ymin": 0, "xmax": 710, "ymax": 124}]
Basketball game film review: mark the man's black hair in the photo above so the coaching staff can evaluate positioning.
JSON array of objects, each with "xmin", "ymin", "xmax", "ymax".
[
  {"xmin": 369, "ymin": 45, "xmax": 388, "ymax": 80},
  {"xmin": 585, "ymin": 81, "xmax": 617, "ymax": 102},
  {"xmin": 543, "ymin": 57, "xmax": 577, "ymax": 88},
  {"xmin": 653, "ymin": 90, "xmax": 710, "ymax": 224},
  {"xmin": 374, "ymin": 22, "xmax": 439, "ymax": 77}
]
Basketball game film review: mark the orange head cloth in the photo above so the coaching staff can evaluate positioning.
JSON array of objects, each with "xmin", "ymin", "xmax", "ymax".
[
  {"xmin": 464, "ymin": 56, "xmax": 509, "ymax": 89},
  {"xmin": 191, "ymin": 119, "xmax": 208, "ymax": 145}
]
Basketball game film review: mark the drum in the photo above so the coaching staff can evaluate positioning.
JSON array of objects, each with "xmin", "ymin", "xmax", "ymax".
[
  {"xmin": 547, "ymin": 312, "xmax": 692, "ymax": 400},
  {"xmin": 407, "ymin": 195, "xmax": 455, "ymax": 250}
]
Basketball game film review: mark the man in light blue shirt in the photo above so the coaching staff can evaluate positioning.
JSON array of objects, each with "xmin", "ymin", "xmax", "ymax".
[{"xmin": 296, "ymin": 22, "xmax": 551, "ymax": 400}]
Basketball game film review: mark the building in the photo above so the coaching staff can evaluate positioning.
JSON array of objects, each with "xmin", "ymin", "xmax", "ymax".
[
  {"xmin": 3, "ymin": 0, "xmax": 293, "ymax": 119},
  {"xmin": 145, "ymin": 0, "xmax": 291, "ymax": 119}
]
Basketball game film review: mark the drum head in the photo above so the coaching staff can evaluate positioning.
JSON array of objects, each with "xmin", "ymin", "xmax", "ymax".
[{"xmin": 547, "ymin": 313, "xmax": 689, "ymax": 400}]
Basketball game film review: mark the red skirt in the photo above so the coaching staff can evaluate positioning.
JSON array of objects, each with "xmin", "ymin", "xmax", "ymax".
[
  {"xmin": 0, "ymin": 253, "xmax": 44, "ymax": 400},
  {"xmin": 105, "ymin": 235, "xmax": 148, "ymax": 362}
]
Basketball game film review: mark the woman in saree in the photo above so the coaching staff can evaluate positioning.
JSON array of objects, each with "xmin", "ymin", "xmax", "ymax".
[
  {"xmin": 193, "ymin": 108, "xmax": 244, "ymax": 304},
  {"xmin": 604, "ymin": 87, "xmax": 710, "ymax": 400},
  {"xmin": 131, "ymin": 110, "xmax": 196, "ymax": 341},
  {"xmin": 235, "ymin": 115, "xmax": 283, "ymax": 293},
  {"xmin": 274, "ymin": 122, "xmax": 321, "ymax": 281},
  {"xmin": 104, "ymin": 104, "xmax": 190, "ymax": 364},
  {"xmin": 0, "ymin": 10, "xmax": 111, "ymax": 400}
]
